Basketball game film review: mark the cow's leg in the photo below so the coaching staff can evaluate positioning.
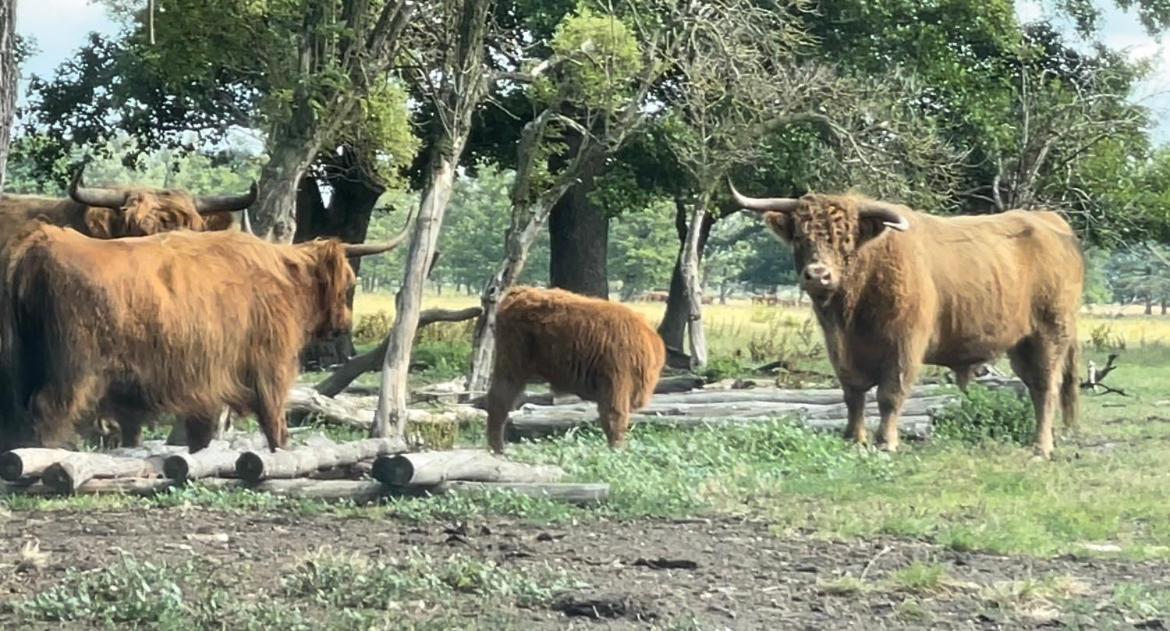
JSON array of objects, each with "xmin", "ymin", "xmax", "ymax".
[
  {"xmin": 954, "ymin": 364, "xmax": 975, "ymax": 393},
  {"xmin": 598, "ymin": 395, "xmax": 632, "ymax": 449},
  {"xmin": 116, "ymin": 410, "xmax": 150, "ymax": 448},
  {"xmin": 486, "ymin": 375, "xmax": 525, "ymax": 455},
  {"xmin": 842, "ymin": 384, "xmax": 869, "ymax": 445},
  {"xmin": 182, "ymin": 415, "xmax": 217, "ymax": 453},
  {"xmin": 1008, "ymin": 336, "xmax": 1063, "ymax": 459},
  {"xmin": 875, "ymin": 361, "xmax": 921, "ymax": 452}
]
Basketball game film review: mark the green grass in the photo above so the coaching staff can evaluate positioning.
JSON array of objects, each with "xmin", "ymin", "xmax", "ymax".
[
  {"xmin": 10, "ymin": 549, "xmax": 571, "ymax": 629},
  {"xmin": 11, "ymin": 292, "xmax": 1170, "ymax": 565}
]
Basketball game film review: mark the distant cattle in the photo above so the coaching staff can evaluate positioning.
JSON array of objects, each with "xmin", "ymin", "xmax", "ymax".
[
  {"xmin": 635, "ymin": 290, "xmax": 670, "ymax": 303},
  {"xmin": 0, "ymin": 224, "xmax": 404, "ymax": 453},
  {"xmin": 485, "ymin": 286, "xmax": 666, "ymax": 454},
  {"xmin": 0, "ymin": 169, "xmax": 254, "ymax": 243},
  {"xmin": 731, "ymin": 180, "xmax": 1084, "ymax": 459}
]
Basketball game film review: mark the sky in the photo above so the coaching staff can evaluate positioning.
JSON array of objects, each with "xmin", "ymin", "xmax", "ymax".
[{"xmin": 13, "ymin": 0, "xmax": 1170, "ymax": 144}]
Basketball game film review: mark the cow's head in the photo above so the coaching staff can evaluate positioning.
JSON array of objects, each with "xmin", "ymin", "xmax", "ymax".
[
  {"xmin": 729, "ymin": 180, "xmax": 910, "ymax": 300},
  {"xmin": 69, "ymin": 170, "xmax": 256, "ymax": 238},
  {"xmin": 305, "ymin": 231, "xmax": 411, "ymax": 336}
]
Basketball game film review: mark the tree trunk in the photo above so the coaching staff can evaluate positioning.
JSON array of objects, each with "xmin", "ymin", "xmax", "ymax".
[
  {"xmin": 548, "ymin": 136, "xmax": 608, "ymax": 298},
  {"xmin": 658, "ymin": 198, "xmax": 716, "ymax": 353},
  {"xmin": 679, "ymin": 199, "xmax": 709, "ymax": 369},
  {"xmin": 1146, "ymin": 294, "xmax": 1153, "ymax": 316},
  {"xmin": 466, "ymin": 202, "xmax": 550, "ymax": 395},
  {"xmin": 371, "ymin": 0, "xmax": 491, "ymax": 439},
  {"xmin": 0, "ymin": 0, "xmax": 15, "ymax": 192},
  {"xmin": 295, "ymin": 159, "xmax": 385, "ymax": 370},
  {"xmin": 1162, "ymin": 298, "xmax": 1167, "ymax": 316},
  {"xmin": 251, "ymin": 133, "xmax": 319, "ymax": 243}
]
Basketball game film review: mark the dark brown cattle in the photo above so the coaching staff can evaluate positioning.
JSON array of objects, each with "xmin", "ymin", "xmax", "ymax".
[
  {"xmin": 730, "ymin": 181, "xmax": 1084, "ymax": 459},
  {"xmin": 0, "ymin": 224, "xmax": 404, "ymax": 453},
  {"xmin": 485, "ymin": 286, "xmax": 666, "ymax": 454},
  {"xmin": 0, "ymin": 170, "xmax": 254, "ymax": 243}
]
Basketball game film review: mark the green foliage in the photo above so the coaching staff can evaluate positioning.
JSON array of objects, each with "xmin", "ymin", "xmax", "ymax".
[
  {"xmin": 608, "ymin": 198, "xmax": 677, "ymax": 298},
  {"xmin": 933, "ymin": 385, "xmax": 1036, "ymax": 446},
  {"xmin": 282, "ymin": 550, "xmax": 579, "ymax": 609},
  {"xmin": 537, "ymin": 6, "xmax": 643, "ymax": 110},
  {"xmin": 16, "ymin": 556, "xmax": 186, "ymax": 624},
  {"xmin": 1088, "ymin": 323, "xmax": 1126, "ymax": 352}
]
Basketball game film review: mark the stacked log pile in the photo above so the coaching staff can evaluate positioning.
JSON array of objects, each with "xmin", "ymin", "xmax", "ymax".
[{"xmin": 0, "ymin": 433, "xmax": 606, "ymax": 506}]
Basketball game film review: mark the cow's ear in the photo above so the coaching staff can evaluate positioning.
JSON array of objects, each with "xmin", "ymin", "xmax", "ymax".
[
  {"xmin": 762, "ymin": 212, "xmax": 793, "ymax": 243},
  {"xmin": 84, "ymin": 208, "xmax": 116, "ymax": 239},
  {"xmin": 857, "ymin": 216, "xmax": 888, "ymax": 246}
]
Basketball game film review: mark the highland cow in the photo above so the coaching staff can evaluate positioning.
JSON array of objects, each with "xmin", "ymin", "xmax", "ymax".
[
  {"xmin": 730, "ymin": 180, "xmax": 1084, "ymax": 459},
  {"xmin": 0, "ymin": 224, "xmax": 403, "ymax": 453},
  {"xmin": 0, "ymin": 169, "xmax": 253, "ymax": 243},
  {"xmin": 485, "ymin": 286, "xmax": 666, "ymax": 454}
]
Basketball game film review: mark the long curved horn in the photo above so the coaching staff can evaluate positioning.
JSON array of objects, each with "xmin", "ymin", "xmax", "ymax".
[
  {"xmin": 68, "ymin": 168, "xmax": 126, "ymax": 209},
  {"xmin": 194, "ymin": 181, "xmax": 259, "ymax": 214},
  {"xmin": 343, "ymin": 228, "xmax": 410, "ymax": 258},
  {"xmin": 858, "ymin": 201, "xmax": 911, "ymax": 232},
  {"xmin": 727, "ymin": 178, "xmax": 800, "ymax": 214}
]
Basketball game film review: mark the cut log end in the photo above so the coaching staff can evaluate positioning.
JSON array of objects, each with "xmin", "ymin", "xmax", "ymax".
[
  {"xmin": 162, "ymin": 455, "xmax": 192, "ymax": 482},
  {"xmin": 41, "ymin": 463, "xmax": 81, "ymax": 495},
  {"xmin": 371, "ymin": 454, "xmax": 415, "ymax": 487},
  {"xmin": 235, "ymin": 452, "xmax": 266, "ymax": 483},
  {"xmin": 0, "ymin": 451, "xmax": 24, "ymax": 481}
]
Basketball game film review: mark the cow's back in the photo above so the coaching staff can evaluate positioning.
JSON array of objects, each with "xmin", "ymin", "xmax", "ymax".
[
  {"xmin": 908, "ymin": 209, "xmax": 1083, "ymax": 367},
  {"xmin": 496, "ymin": 287, "xmax": 664, "ymax": 403}
]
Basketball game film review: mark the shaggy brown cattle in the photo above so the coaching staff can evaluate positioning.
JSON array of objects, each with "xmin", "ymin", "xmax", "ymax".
[
  {"xmin": 730, "ymin": 181, "xmax": 1084, "ymax": 459},
  {"xmin": 0, "ymin": 170, "xmax": 253, "ymax": 243},
  {"xmin": 485, "ymin": 286, "xmax": 666, "ymax": 454},
  {"xmin": 0, "ymin": 224, "xmax": 402, "ymax": 453}
]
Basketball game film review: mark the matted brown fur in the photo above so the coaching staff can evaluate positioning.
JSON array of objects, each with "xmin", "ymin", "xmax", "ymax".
[
  {"xmin": 485, "ymin": 286, "xmax": 666, "ymax": 454},
  {"xmin": 757, "ymin": 192, "xmax": 1083, "ymax": 459},
  {"xmin": 0, "ymin": 190, "xmax": 233, "ymax": 244},
  {"xmin": 0, "ymin": 223, "xmax": 356, "ymax": 453}
]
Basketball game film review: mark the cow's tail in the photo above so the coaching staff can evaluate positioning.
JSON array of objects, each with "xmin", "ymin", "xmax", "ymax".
[{"xmin": 1060, "ymin": 340, "xmax": 1079, "ymax": 431}]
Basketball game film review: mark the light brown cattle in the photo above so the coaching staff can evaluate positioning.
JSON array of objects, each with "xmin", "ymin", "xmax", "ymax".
[
  {"xmin": 731, "ymin": 181, "xmax": 1084, "ymax": 459},
  {"xmin": 485, "ymin": 286, "xmax": 666, "ymax": 454}
]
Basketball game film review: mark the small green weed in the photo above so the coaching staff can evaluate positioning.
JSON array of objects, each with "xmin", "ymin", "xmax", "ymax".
[
  {"xmin": 15, "ymin": 556, "xmax": 187, "ymax": 624},
  {"xmin": 933, "ymin": 385, "xmax": 1035, "ymax": 446}
]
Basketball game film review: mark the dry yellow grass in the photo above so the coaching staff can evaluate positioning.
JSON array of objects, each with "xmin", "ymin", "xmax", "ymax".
[{"xmin": 354, "ymin": 288, "xmax": 1170, "ymax": 350}]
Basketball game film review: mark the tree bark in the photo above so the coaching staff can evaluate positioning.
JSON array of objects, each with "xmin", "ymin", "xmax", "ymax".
[
  {"xmin": 548, "ymin": 133, "xmax": 609, "ymax": 298},
  {"xmin": 251, "ymin": 138, "xmax": 318, "ymax": 243},
  {"xmin": 371, "ymin": 156, "xmax": 458, "ymax": 438},
  {"xmin": 0, "ymin": 0, "xmax": 15, "ymax": 192},
  {"xmin": 370, "ymin": 0, "xmax": 491, "ymax": 439},
  {"xmin": 658, "ymin": 198, "xmax": 716, "ymax": 357},
  {"xmin": 679, "ymin": 198, "xmax": 709, "ymax": 369},
  {"xmin": 235, "ymin": 437, "xmax": 406, "ymax": 483}
]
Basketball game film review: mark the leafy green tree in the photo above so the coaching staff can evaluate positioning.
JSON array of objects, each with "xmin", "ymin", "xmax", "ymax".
[{"xmin": 607, "ymin": 199, "xmax": 676, "ymax": 300}]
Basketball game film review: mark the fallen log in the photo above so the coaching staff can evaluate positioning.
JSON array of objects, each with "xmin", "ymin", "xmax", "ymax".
[
  {"xmin": 41, "ymin": 453, "xmax": 166, "ymax": 494},
  {"xmin": 163, "ymin": 450, "xmax": 243, "ymax": 483},
  {"xmin": 372, "ymin": 449, "xmax": 565, "ymax": 487},
  {"xmin": 505, "ymin": 414, "xmax": 934, "ymax": 443},
  {"xmin": 403, "ymin": 481, "xmax": 609, "ymax": 506},
  {"xmin": 235, "ymin": 437, "xmax": 408, "ymax": 483},
  {"xmin": 314, "ymin": 306, "xmax": 483, "ymax": 397},
  {"xmin": 1, "ymin": 477, "xmax": 178, "ymax": 497},
  {"xmin": 0, "ymin": 449, "xmax": 73, "ymax": 481},
  {"xmin": 513, "ymin": 395, "xmax": 953, "ymax": 421},
  {"xmin": 467, "ymin": 375, "xmax": 707, "ymax": 409}
]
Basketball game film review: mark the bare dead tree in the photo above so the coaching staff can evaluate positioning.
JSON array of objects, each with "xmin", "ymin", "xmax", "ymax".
[
  {"xmin": 370, "ymin": 0, "xmax": 496, "ymax": 440},
  {"xmin": 0, "ymin": 0, "xmax": 15, "ymax": 192}
]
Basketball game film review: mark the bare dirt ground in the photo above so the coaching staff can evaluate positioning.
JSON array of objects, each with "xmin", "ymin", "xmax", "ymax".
[{"xmin": 1, "ymin": 509, "xmax": 1167, "ymax": 629}]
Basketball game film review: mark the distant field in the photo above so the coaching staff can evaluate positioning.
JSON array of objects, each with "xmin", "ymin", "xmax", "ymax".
[{"xmin": 353, "ymin": 288, "xmax": 1170, "ymax": 351}]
